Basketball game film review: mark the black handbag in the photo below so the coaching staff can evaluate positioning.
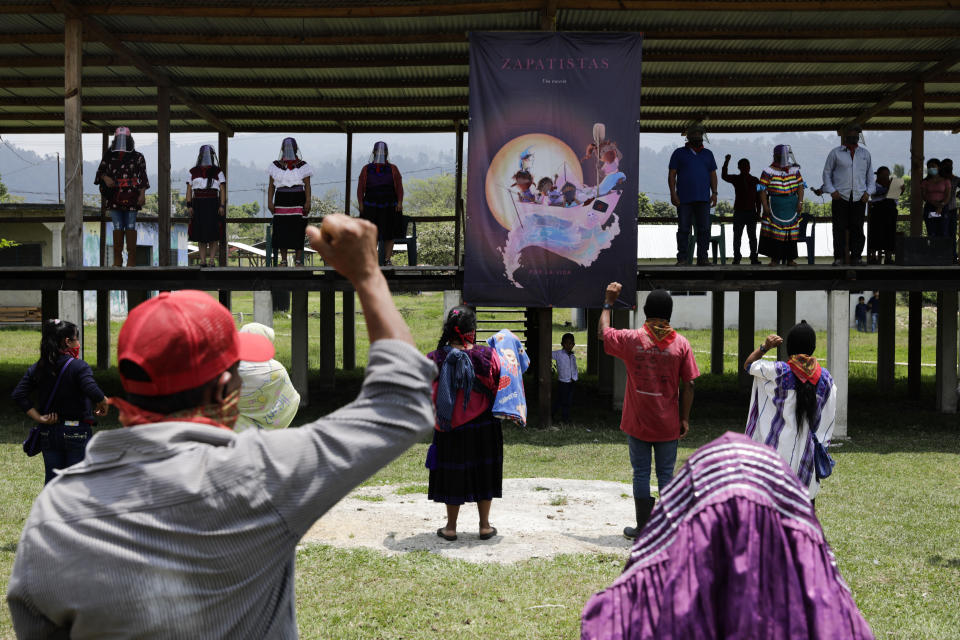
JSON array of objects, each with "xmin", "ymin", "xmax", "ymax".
[{"xmin": 23, "ymin": 358, "xmax": 74, "ymax": 457}]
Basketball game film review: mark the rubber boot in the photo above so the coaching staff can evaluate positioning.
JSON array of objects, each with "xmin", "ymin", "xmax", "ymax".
[
  {"xmin": 623, "ymin": 496, "xmax": 656, "ymax": 540},
  {"xmin": 125, "ymin": 230, "xmax": 138, "ymax": 266},
  {"xmin": 112, "ymin": 230, "xmax": 124, "ymax": 267}
]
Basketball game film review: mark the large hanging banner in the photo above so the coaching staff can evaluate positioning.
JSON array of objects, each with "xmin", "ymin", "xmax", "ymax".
[{"xmin": 464, "ymin": 32, "xmax": 642, "ymax": 308}]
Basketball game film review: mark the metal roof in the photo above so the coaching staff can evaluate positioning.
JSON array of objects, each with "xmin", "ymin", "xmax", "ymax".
[{"xmin": 1, "ymin": 1, "xmax": 960, "ymax": 134}]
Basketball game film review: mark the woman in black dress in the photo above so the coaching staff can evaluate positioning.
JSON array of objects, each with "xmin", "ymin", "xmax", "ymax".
[
  {"xmin": 186, "ymin": 145, "xmax": 226, "ymax": 267},
  {"xmin": 426, "ymin": 306, "xmax": 503, "ymax": 541},
  {"xmin": 12, "ymin": 320, "xmax": 108, "ymax": 484},
  {"xmin": 267, "ymin": 137, "xmax": 312, "ymax": 266},
  {"xmin": 357, "ymin": 141, "xmax": 404, "ymax": 265}
]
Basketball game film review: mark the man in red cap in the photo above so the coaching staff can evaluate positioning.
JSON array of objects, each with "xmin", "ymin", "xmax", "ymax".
[{"xmin": 8, "ymin": 215, "xmax": 436, "ymax": 638}]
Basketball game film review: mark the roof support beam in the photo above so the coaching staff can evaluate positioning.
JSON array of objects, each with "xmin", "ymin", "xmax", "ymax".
[
  {"xmin": 852, "ymin": 53, "xmax": 960, "ymax": 126},
  {"xmin": 64, "ymin": 16, "xmax": 83, "ymax": 269},
  {"xmin": 7, "ymin": 26, "xmax": 960, "ymax": 45},
  {"xmin": 50, "ymin": 0, "xmax": 232, "ymax": 134}
]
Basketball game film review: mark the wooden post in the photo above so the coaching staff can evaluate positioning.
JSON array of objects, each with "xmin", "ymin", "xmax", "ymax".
[
  {"xmin": 63, "ymin": 17, "xmax": 83, "ymax": 269},
  {"xmin": 910, "ymin": 82, "xmax": 925, "ymax": 237},
  {"xmin": 536, "ymin": 307, "xmax": 552, "ymax": 427},
  {"xmin": 218, "ymin": 131, "xmax": 231, "ymax": 308},
  {"xmin": 344, "ymin": 131, "xmax": 353, "ymax": 215},
  {"xmin": 96, "ymin": 290, "xmax": 110, "ymax": 369},
  {"xmin": 611, "ymin": 308, "xmax": 631, "ymax": 410},
  {"xmin": 586, "ymin": 307, "xmax": 600, "ymax": 375},
  {"xmin": 454, "ymin": 122, "xmax": 464, "ymax": 266},
  {"xmin": 908, "ymin": 291, "xmax": 922, "ymax": 397},
  {"xmin": 826, "ymin": 291, "xmax": 849, "ymax": 438},
  {"xmin": 320, "ymin": 290, "xmax": 336, "ymax": 390},
  {"xmin": 711, "ymin": 291, "xmax": 725, "ymax": 374},
  {"xmin": 157, "ymin": 86, "xmax": 171, "ymax": 267},
  {"xmin": 342, "ymin": 133, "xmax": 356, "ymax": 370},
  {"xmin": 776, "ymin": 289, "xmax": 796, "ymax": 361},
  {"xmin": 737, "ymin": 291, "xmax": 756, "ymax": 390},
  {"xmin": 99, "ymin": 131, "xmax": 108, "ymax": 267},
  {"xmin": 935, "ymin": 290, "xmax": 959, "ymax": 413},
  {"xmin": 342, "ymin": 290, "xmax": 355, "ymax": 370},
  {"xmin": 291, "ymin": 290, "xmax": 308, "ymax": 406},
  {"xmin": 877, "ymin": 290, "xmax": 896, "ymax": 392},
  {"xmin": 41, "ymin": 289, "xmax": 58, "ymax": 324}
]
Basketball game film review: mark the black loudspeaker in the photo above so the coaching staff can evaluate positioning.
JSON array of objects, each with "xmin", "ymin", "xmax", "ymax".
[{"xmin": 896, "ymin": 236, "xmax": 953, "ymax": 266}]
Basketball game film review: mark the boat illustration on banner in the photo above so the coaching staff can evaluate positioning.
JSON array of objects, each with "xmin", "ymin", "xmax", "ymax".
[{"xmin": 485, "ymin": 126, "xmax": 625, "ymax": 288}]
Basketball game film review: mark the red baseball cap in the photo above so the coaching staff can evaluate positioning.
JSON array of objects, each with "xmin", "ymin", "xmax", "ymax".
[{"xmin": 118, "ymin": 290, "xmax": 274, "ymax": 396}]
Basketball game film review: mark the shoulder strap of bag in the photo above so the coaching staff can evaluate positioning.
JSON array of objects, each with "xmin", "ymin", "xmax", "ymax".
[{"xmin": 43, "ymin": 357, "xmax": 75, "ymax": 414}]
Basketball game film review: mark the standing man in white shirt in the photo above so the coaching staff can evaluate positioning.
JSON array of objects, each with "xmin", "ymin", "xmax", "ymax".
[
  {"xmin": 822, "ymin": 123, "xmax": 875, "ymax": 266},
  {"xmin": 552, "ymin": 333, "xmax": 578, "ymax": 423}
]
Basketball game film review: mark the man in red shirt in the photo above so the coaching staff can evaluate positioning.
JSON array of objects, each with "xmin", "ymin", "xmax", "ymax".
[{"xmin": 599, "ymin": 283, "xmax": 699, "ymax": 539}]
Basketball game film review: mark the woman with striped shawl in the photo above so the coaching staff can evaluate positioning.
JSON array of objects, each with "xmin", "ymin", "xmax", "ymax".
[
  {"xmin": 758, "ymin": 144, "xmax": 805, "ymax": 266},
  {"xmin": 743, "ymin": 321, "xmax": 837, "ymax": 501}
]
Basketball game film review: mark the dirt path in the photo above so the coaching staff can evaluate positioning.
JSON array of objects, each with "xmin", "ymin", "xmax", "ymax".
[{"xmin": 302, "ymin": 478, "xmax": 642, "ymax": 564}]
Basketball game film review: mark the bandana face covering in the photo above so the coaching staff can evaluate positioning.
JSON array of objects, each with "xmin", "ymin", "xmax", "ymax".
[
  {"xmin": 453, "ymin": 327, "xmax": 476, "ymax": 346},
  {"xmin": 643, "ymin": 319, "xmax": 677, "ymax": 349},
  {"xmin": 63, "ymin": 346, "xmax": 80, "ymax": 359},
  {"xmin": 788, "ymin": 354, "xmax": 822, "ymax": 386},
  {"xmin": 108, "ymin": 388, "xmax": 240, "ymax": 431}
]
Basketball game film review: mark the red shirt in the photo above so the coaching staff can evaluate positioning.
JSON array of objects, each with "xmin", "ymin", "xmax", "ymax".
[{"xmin": 602, "ymin": 326, "xmax": 700, "ymax": 441}]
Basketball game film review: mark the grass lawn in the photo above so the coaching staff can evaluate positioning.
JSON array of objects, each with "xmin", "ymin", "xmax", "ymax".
[{"xmin": 0, "ymin": 296, "xmax": 957, "ymax": 638}]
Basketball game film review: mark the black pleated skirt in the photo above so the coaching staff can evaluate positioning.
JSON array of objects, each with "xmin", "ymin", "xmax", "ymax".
[
  {"xmin": 189, "ymin": 196, "xmax": 221, "ymax": 243},
  {"xmin": 428, "ymin": 415, "xmax": 503, "ymax": 505}
]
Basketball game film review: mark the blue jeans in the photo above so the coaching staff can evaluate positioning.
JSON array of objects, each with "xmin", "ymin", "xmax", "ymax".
[
  {"xmin": 628, "ymin": 436, "xmax": 679, "ymax": 499},
  {"xmin": 109, "ymin": 209, "xmax": 137, "ymax": 230},
  {"xmin": 676, "ymin": 201, "xmax": 711, "ymax": 262},
  {"xmin": 38, "ymin": 424, "xmax": 91, "ymax": 484},
  {"xmin": 871, "ymin": 312, "xmax": 879, "ymax": 333}
]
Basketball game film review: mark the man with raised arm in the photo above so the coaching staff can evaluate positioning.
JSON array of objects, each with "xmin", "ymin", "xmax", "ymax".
[
  {"xmin": 598, "ymin": 283, "xmax": 699, "ymax": 540},
  {"xmin": 8, "ymin": 215, "xmax": 436, "ymax": 639}
]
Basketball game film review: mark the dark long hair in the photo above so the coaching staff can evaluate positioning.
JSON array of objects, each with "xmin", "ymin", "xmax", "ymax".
[
  {"xmin": 38, "ymin": 319, "xmax": 77, "ymax": 374},
  {"xmin": 436, "ymin": 305, "xmax": 476, "ymax": 352},
  {"xmin": 795, "ymin": 381, "xmax": 818, "ymax": 430}
]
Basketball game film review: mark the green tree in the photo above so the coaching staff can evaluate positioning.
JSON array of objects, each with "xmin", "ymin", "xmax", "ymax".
[
  {"xmin": 0, "ymin": 174, "xmax": 17, "ymax": 248},
  {"xmin": 893, "ymin": 163, "xmax": 906, "ymax": 178},
  {"xmin": 403, "ymin": 174, "xmax": 458, "ymax": 265}
]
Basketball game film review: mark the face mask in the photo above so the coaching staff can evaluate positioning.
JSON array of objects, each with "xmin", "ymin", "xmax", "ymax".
[
  {"xmin": 843, "ymin": 135, "xmax": 859, "ymax": 145},
  {"xmin": 687, "ymin": 137, "xmax": 703, "ymax": 147},
  {"xmin": 929, "ymin": 168, "xmax": 939, "ymax": 176},
  {"xmin": 63, "ymin": 346, "xmax": 80, "ymax": 359}
]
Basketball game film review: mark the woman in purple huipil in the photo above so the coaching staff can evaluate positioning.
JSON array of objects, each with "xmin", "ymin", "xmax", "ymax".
[{"xmin": 581, "ymin": 432, "xmax": 874, "ymax": 640}]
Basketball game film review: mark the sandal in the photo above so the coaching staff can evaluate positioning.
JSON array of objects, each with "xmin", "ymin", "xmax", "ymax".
[
  {"xmin": 436, "ymin": 528, "xmax": 457, "ymax": 542},
  {"xmin": 478, "ymin": 526, "xmax": 498, "ymax": 541}
]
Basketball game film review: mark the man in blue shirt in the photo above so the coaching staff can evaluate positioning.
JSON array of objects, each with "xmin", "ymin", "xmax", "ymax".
[
  {"xmin": 822, "ymin": 123, "xmax": 875, "ymax": 266},
  {"xmin": 668, "ymin": 124, "xmax": 718, "ymax": 265}
]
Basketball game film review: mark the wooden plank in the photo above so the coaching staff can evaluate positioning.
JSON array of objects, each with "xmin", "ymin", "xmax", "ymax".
[
  {"xmin": 96, "ymin": 289, "xmax": 109, "ymax": 370},
  {"xmin": 320, "ymin": 290, "xmax": 336, "ymax": 390},
  {"xmin": 737, "ymin": 291, "xmax": 756, "ymax": 391},
  {"xmin": 908, "ymin": 291, "xmax": 922, "ymax": 396},
  {"xmin": 290, "ymin": 290, "xmax": 308, "ymax": 406},
  {"xmin": 342, "ymin": 290, "xmax": 355, "ymax": 371},
  {"xmin": 536, "ymin": 307, "xmax": 552, "ymax": 427},
  {"xmin": 63, "ymin": 17, "xmax": 83, "ymax": 270},
  {"xmin": 218, "ymin": 131, "xmax": 229, "ymax": 267},
  {"xmin": 711, "ymin": 291, "xmax": 725, "ymax": 374},
  {"xmin": 935, "ymin": 290, "xmax": 959, "ymax": 413},
  {"xmin": 157, "ymin": 86, "xmax": 171, "ymax": 267},
  {"xmin": 77, "ymin": 1, "xmax": 540, "ymax": 17},
  {"xmin": 911, "ymin": 83, "xmax": 925, "ymax": 236},
  {"xmin": 877, "ymin": 290, "xmax": 896, "ymax": 392},
  {"xmin": 775, "ymin": 290, "xmax": 796, "ymax": 361}
]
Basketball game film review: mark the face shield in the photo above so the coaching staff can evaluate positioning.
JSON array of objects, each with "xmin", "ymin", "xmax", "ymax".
[
  {"xmin": 110, "ymin": 126, "xmax": 134, "ymax": 153},
  {"xmin": 773, "ymin": 144, "xmax": 798, "ymax": 168},
  {"xmin": 279, "ymin": 137, "xmax": 300, "ymax": 163},
  {"xmin": 370, "ymin": 141, "xmax": 389, "ymax": 165},
  {"xmin": 684, "ymin": 125, "xmax": 707, "ymax": 147},
  {"xmin": 196, "ymin": 145, "xmax": 217, "ymax": 167},
  {"xmin": 841, "ymin": 126, "xmax": 864, "ymax": 146}
]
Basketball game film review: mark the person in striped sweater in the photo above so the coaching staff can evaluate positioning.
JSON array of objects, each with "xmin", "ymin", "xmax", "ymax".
[{"xmin": 758, "ymin": 144, "xmax": 805, "ymax": 266}]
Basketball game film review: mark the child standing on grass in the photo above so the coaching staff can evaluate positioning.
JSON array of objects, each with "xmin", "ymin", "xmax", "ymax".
[
  {"xmin": 552, "ymin": 333, "xmax": 578, "ymax": 422},
  {"xmin": 855, "ymin": 296, "xmax": 868, "ymax": 332},
  {"xmin": 599, "ymin": 285, "xmax": 699, "ymax": 540}
]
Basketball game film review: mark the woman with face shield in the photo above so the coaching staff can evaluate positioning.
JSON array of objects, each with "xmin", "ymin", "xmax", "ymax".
[
  {"xmin": 267, "ymin": 138, "xmax": 313, "ymax": 266},
  {"xmin": 757, "ymin": 145, "xmax": 805, "ymax": 266},
  {"xmin": 186, "ymin": 145, "xmax": 226, "ymax": 267},
  {"xmin": 357, "ymin": 141, "xmax": 404, "ymax": 265}
]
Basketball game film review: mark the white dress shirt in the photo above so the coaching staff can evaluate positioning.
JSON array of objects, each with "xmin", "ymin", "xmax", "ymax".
[
  {"xmin": 552, "ymin": 348, "xmax": 578, "ymax": 382},
  {"xmin": 822, "ymin": 145, "xmax": 875, "ymax": 201}
]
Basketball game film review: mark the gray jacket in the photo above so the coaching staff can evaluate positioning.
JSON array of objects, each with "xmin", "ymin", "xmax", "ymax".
[{"xmin": 7, "ymin": 340, "xmax": 436, "ymax": 639}]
